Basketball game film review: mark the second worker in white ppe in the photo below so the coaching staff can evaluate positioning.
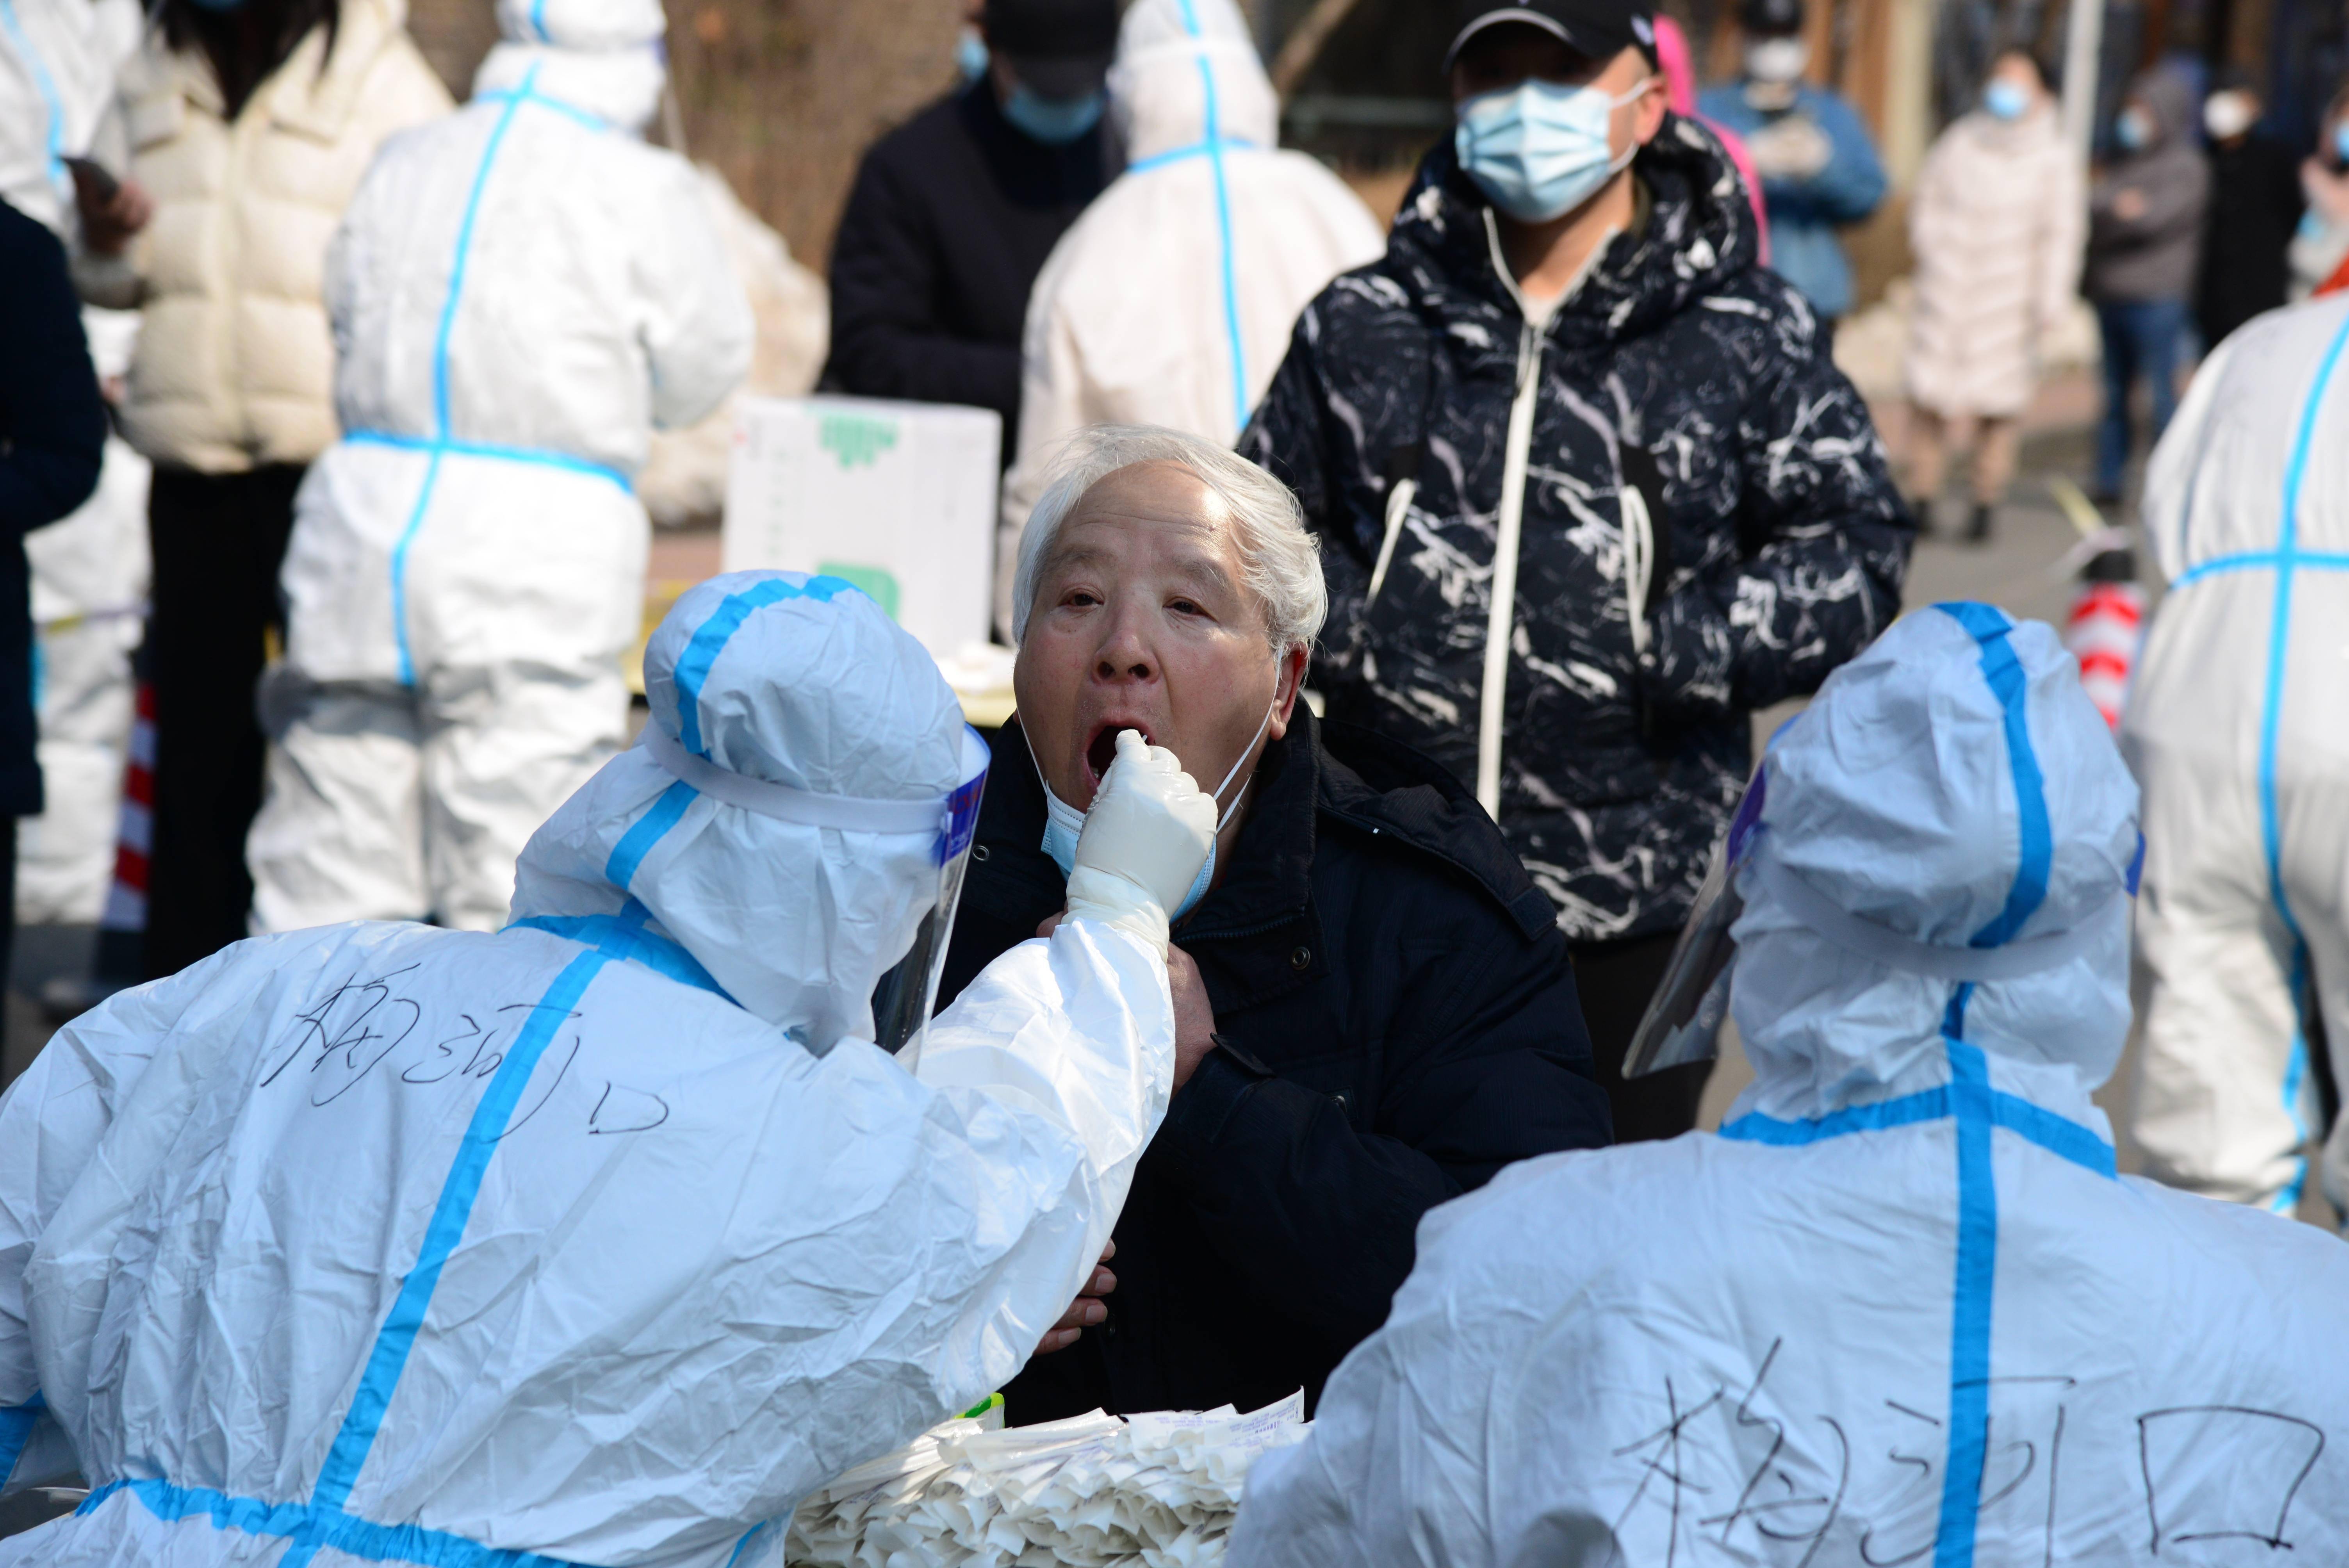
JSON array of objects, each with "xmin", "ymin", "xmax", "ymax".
[
  {"xmin": 993, "ymin": 0, "xmax": 1384, "ymax": 636},
  {"xmin": 247, "ymin": 0, "xmax": 753, "ymax": 935},
  {"xmin": 0, "ymin": 571, "xmax": 1216, "ymax": 1564},
  {"xmin": 1229, "ymin": 604, "xmax": 2349, "ymax": 1567},
  {"xmin": 2124, "ymin": 291, "xmax": 2349, "ymax": 1217}
]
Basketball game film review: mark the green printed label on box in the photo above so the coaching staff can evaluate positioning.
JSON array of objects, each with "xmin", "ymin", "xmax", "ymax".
[
  {"xmin": 818, "ymin": 562, "xmax": 901, "ymax": 620},
  {"xmin": 817, "ymin": 413, "xmax": 899, "ymax": 470}
]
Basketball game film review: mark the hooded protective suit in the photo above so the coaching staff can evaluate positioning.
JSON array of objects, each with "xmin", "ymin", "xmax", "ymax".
[
  {"xmin": 993, "ymin": 0, "xmax": 1383, "ymax": 636},
  {"xmin": 17, "ymin": 305, "xmax": 149, "ymax": 925},
  {"xmin": 249, "ymin": 0, "xmax": 753, "ymax": 935},
  {"xmin": 1229, "ymin": 604, "xmax": 2349, "ymax": 1568},
  {"xmin": 0, "ymin": 571, "xmax": 1206, "ymax": 1565},
  {"xmin": 0, "ymin": 0, "xmax": 138, "ymax": 237},
  {"xmin": 2, "ymin": 2, "xmax": 150, "ymax": 923},
  {"xmin": 2123, "ymin": 293, "xmax": 2349, "ymax": 1218}
]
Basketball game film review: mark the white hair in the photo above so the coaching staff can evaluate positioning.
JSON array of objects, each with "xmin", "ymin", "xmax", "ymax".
[{"xmin": 1010, "ymin": 424, "xmax": 1328, "ymax": 653}]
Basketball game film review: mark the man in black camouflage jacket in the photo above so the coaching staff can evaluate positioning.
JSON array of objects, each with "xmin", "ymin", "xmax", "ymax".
[{"xmin": 1240, "ymin": 0, "xmax": 1912, "ymax": 1138}]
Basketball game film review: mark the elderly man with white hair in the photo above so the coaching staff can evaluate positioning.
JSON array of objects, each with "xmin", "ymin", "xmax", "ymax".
[{"xmin": 941, "ymin": 424, "xmax": 1613, "ymax": 1424}]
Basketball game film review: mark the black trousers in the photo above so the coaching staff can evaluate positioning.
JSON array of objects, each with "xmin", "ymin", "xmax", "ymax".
[
  {"xmin": 1571, "ymin": 928, "xmax": 1713, "ymax": 1143},
  {"xmin": 141, "ymin": 464, "xmax": 301, "ymax": 980}
]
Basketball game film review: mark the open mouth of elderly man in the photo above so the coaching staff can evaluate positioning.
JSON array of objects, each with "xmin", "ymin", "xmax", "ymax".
[{"xmin": 938, "ymin": 424, "xmax": 1613, "ymax": 1426}]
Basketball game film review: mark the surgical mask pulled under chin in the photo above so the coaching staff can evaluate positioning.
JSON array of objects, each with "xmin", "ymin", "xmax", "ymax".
[
  {"xmin": 1454, "ymin": 77, "xmax": 1650, "ymax": 224},
  {"xmin": 1038, "ymin": 700, "xmax": 1277, "ymax": 923}
]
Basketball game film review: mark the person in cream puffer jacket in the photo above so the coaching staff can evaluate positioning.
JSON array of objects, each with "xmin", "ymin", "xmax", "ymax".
[{"xmin": 81, "ymin": 0, "xmax": 447, "ymax": 981}]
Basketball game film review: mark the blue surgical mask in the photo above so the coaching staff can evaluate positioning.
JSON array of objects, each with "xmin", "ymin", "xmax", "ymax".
[
  {"xmin": 956, "ymin": 28, "xmax": 990, "ymax": 84},
  {"xmin": 1034, "ymin": 698, "xmax": 1278, "ymax": 925},
  {"xmin": 2335, "ymin": 121, "xmax": 2349, "ymax": 166},
  {"xmin": 2115, "ymin": 106, "xmax": 2152, "ymax": 151},
  {"xmin": 1002, "ymin": 82, "xmax": 1104, "ymax": 145},
  {"xmin": 1983, "ymin": 79, "xmax": 2029, "ymax": 121},
  {"xmin": 1454, "ymin": 77, "xmax": 1652, "ymax": 225}
]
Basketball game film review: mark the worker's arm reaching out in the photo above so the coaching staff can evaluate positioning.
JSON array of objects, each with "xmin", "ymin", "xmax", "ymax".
[{"xmin": 909, "ymin": 730, "xmax": 1215, "ymax": 1401}]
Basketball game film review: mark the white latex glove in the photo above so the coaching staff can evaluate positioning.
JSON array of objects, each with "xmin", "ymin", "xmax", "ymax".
[
  {"xmin": 1064, "ymin": 729, "xmax": 1217, "ymax": 957},
  {"xmin": 1746, "ymin": 116, "xmax": 1833, "ymax": 180}
]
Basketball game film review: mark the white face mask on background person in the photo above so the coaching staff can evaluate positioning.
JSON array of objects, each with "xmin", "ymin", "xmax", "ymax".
[
  {"xmin": 1743, "ymin": 35, "xmax": 1811, "ymax": 84},
  {"xmin": 2115, "ymin": 105, "xmax": 2154, "ymax": 151},
  {"xmin": 1454, "ymin": 76, "xmax": 1653, "ymax": 225},
  {"xmin": 1034, "ymin": 695, "xmax": 1278, "ymax": 923},
  {"xmin": 2202, "ymin": 89, "xmax": 2256, "ymax": 141}
]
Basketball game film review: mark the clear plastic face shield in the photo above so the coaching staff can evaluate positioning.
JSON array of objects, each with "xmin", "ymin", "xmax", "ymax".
[
  {"xmin": 870, "ymin": 726, "xmax": 993, "ymax": 1062},
  {"xmin": 1623, "ymin": 763, "xmax": 1768, "ymax": 1078}
]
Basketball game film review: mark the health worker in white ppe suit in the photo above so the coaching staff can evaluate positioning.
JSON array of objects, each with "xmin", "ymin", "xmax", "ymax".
[
  {"xmin": 2123, "ymin": 292, "xmax": 2349, "ymax": 1220},
  {"xmin": 1229, "ymin": 604, "xmax": 2349, "ymax": 1568},
  {"xmin": 248, "ymin": 0, "xmax": 754, "ymax": 935},
  {"xmin": 0, "ymin": 1, "xmax": 152, "ymax": 928},
  {"xmin": 993, "ymin": 0, "xmax": 1384, "ymax": 636},
  {"xmin": 0, "ymin": 0, "xmax": 139, "ymax": 237},
  {"xmin": 0, "ymin": 570, "xmax": 1218, "ymax": 1567}
]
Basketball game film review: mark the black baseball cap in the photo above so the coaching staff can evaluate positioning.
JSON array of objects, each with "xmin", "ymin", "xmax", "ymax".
[
  {"xmin": 986, "ymin": 0, "xmax": 1118, "ymax": 98},
  {"xmin": 1446, "ymin": 0, "xmax": 1658, "ymax": 71},
  {"xmin": 1737, "ymin": 0, "xmax": 1805, "ymax": 37}
]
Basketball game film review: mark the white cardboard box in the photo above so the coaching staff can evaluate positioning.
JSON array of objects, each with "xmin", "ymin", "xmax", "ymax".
[{"xmin": 722, "ymin": 395, "xmax": 1002, "ymax": 656}]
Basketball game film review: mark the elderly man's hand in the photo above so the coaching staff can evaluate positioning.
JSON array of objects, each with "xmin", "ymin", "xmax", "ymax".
[
  {"xmin": 1167, "ymin": 941, "xmax": 1218, "ymax": 1090},
  {"xmin": 1034, "ymin": 1240, "xmax": 1117, "ymax": 1356},
  {"xmin": 1039, "ymin": 914, "xmax": 1218, "ymax": 1090}
]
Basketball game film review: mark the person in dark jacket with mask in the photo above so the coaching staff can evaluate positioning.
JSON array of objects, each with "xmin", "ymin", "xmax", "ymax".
[
  {"xmin": 1242, "ymin": 0, "xmax": 1910, "ymax": 1142},
  {"xmin": 939, "ymin": 424, "xmax": 1611, "ymax": 1423},
  {"xmin": 823, "ymin": 0, "xmax": 1116, "ymax": 467},
  {"xmin": 2085, "ymin": 66, "xmax": 2210, "ymax": 502},
  {"xmin": 2195, "ymin": 69, "xmax": 2302, "ymax": 349},
  {"xmin": 0, "ymin": 198, "xmax": 106, "ymax": 990}
]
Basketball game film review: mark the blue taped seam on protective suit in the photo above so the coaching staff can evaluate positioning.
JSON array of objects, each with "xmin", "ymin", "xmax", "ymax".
[
  {"xmin": 1123, "ymin": 135, "xmax": 1260, "ymax": 173},
  {"xmin": 470, "ymin": 86, "xmax": 608, "ymax": 134},
  {"xmin": 1174, "ymin": 0, "xmax": 1248, "ymax": 433},
  {"xmin": 722, "ymin": 1520, "xmax": 772, "ymax": 1567},
  {"xmin": 75, "ymin": 1477, "xmax": 591, "ymax": 1568},
  {"xmin": 672, "ymin": 575, "xmax": 858, "ymax": 757},
  {"xmin": 1719, "ymin": 1087, "xmax": 2116, "ymax": 1176},
  {"xmin": 345, "ymin": 431, "xmax": 630, "ymax": 490},
  {"xmin": 1934, "ymin": 603, "xmax": 2050, "ymax": 948},
  {"xmin": 604, "ymin": 779, "xmax": 699, "ymax": 893},
  {"xmin": 2169, "ymin": 549, "xmax": 2349, "ymax": 587},
  {"xmin": 2258, "ymin": 308, "xmax": 2349, "ymax": 942},
  {"xmin": 0, "ymin": 1391, "xmax": 45, "ymax": 1485},
  {"xmin": 294, "ymin": 945, "xmax": 615, "ymax": 1562},
  {"xmin": 2276, "ymin": 944, "xmax": 2315, "ymax": 1213},
  {"xmin": 508, "ymin": 909, "xmax": 733, "ymax": 1000},
  {"xmin": 1936, "ymin": 987, "xmax": 1995, "ymax": 1568},
  {"xmin": 0, "ymin": 0, "xmax": 66, "ymax": 201},
  {"xmin": 386, "ymin": 71, "xmax": 540, "ymax": 690}
]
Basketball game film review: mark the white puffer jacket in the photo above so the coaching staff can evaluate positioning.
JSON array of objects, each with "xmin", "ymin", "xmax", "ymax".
[
  {"xmin": 1902, "ymin": 102, "xmax": 2083, "ymax": 418},
  {"xmin": 98, "ymin": 0, "xmax": 449, "ymax": 472}
]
